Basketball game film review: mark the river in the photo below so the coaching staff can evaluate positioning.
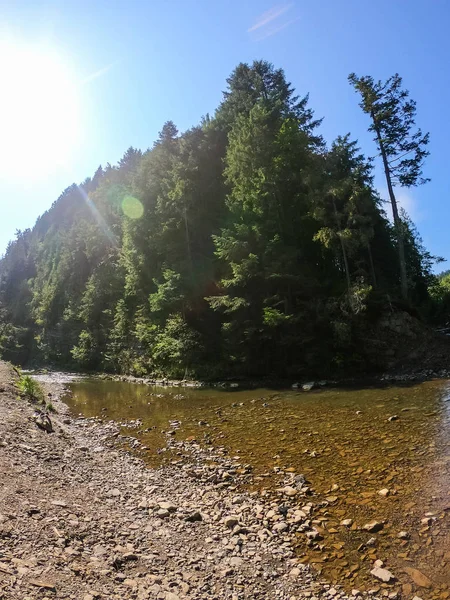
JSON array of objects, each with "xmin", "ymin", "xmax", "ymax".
[{"xmin": 64, "ymin": 378, "xmax": 450, "ymax": 596}]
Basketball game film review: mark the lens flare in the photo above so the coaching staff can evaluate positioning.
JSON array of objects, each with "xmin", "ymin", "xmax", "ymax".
[{"xmin": 122, "ymin": 196, "xmax": 144, "ymax": 219}]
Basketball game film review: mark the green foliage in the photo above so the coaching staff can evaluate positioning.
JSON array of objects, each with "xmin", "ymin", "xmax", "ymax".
[
  {"xmin": 348, "ymin": 73, "xmax": 430, "ymax": 188},
  {"xmin": 0, "ymin": 61, "xmax": 439, "ymax": 378},
  {"xmin": 349, "ymin": 72, "xmax": 430, "ymax": 300},
  {"xmin": 17, "ymin": 374, "xmax": 44, "ymax": 403},
  {"xmin": 152, "ymin": 314, "xmax": 202, "ymax": 378},
  {"xmin": 71, "ymin": 330, "xmax": 98, "ymax": 368}
]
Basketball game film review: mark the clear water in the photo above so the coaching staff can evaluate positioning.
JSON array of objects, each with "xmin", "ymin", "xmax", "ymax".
[{"xmin": 66, "ymin": 379, "xmax": 450, "ymax": 595}]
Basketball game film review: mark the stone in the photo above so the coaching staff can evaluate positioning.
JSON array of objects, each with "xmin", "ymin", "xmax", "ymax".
[
  {"xmin": 165, "ymin": 593, "xmax": 181, "ymax": 600},
  {"xmin": 370, "ymin": 567, "xmax": 395, "ymax": 583},
  {"xmin": 122, "ymin": 552, "xmax": 138, "ymax": 561},
  {"xmin": 185, "ymin": 511, "xmax": 202, "ymax": 522},
  {"xmin": 378, "ymin": 488, "xmax": 390, "ymax": 496},
  {"xmin": 283, "ymin": 486, "xmax": 297, "ymax": 497},
  {"xmin": 29, "ymin": 579, "xmax": 56, "ymax": 591},
  {"xmin": 273, "ymin": 522, "xmax": 288, "ymax": 533},
  {"xmin": 157, "ymin": 509, "xmax": 170, "ymax": 518},
  {"xmin": 229, "ymin": 557, "xmax": 243, "ymax": 567},
  {"xmin": 32, "ymin": 410, "xmax": 53, "ymax": 433},
  {"xmin": 302, "ymin": 382, "xmax": 316, "ymax": 391},
  {"xmin": 388, "ymin": 415, "xmax": 399, "ymax": 422},
  {"xmin": 306, "ymin": 529, "xmax": 322, "ymax": 540},
  {"xmin": 403, "ymin": 567, "xmax": 432, "ymax": 588},
  {"xmin": 397, "ymin": 531, "xmax": 409, "ymax": 539},
  {"xmin": 363, "ymin": 521, "xmax": 384, "ymax": 533},
  {"xmin": 340, "ymin": 519, "xmax": 353, "ymax": 527},
  {"xmin": 51, "ymin": 500, "xmax": 67, "ymax": 507},
  {"xmin": 224, "ymin": 516, "xmax": 239, "ymax": 529},
  {"xmin": 289, "ymin": 567, "xmax": 301, "ymax": 578},
  {"xmin": 374, "ymin": 559, "xmax": 384, "ymax": 568},
  {"xmin": 158, "ymin": 501, "xmax": 177, "ymax": 512}
]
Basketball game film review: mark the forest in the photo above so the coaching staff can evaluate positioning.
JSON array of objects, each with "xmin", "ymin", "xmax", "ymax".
[{"xmin": 0, "ymin": 60, "xmax": 447, "ymax": 379}]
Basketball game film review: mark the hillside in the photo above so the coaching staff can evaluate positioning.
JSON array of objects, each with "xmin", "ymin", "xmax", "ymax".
[{"xmin": 0, "ymin": 61, "xmax": 440, "ymax": 379}]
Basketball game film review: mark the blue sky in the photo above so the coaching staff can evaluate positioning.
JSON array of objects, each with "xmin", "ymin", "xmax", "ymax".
[{"xmin": 1, "ymin": 0, "xmax": 449, "ymax": 268}]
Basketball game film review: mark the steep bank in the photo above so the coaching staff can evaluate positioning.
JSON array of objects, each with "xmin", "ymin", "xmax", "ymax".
[{"xmin": 0, "ymin": 361, "xmax": 379, "ymax": 600}]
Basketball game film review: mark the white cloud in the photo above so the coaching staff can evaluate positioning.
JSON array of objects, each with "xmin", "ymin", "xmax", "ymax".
[{"xmin": 248, "ymin": 3, "xmax": 296, "ymax": 39}]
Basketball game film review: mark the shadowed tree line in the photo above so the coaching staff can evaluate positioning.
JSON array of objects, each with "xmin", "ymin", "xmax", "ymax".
[{"xmin": 0, "ymin": 61, "xmax": 441, "ymax": 378}]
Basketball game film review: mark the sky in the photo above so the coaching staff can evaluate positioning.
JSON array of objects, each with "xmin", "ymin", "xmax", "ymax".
[{"xmin": 1, "ymin": 0, "xmax": 449, "ymax": 268}]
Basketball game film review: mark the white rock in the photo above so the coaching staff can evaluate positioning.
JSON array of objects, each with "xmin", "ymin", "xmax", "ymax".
[
  {"xmin": 340, "ymin": 519, "xmax": 353, "ymax": 527},
  {"xmin": 374, "ymin": 559, "xmax": 384, "ymax": 568},
  {"xmin": 370, "ymin": 566, "xmax": 395, "ymax": 582}
]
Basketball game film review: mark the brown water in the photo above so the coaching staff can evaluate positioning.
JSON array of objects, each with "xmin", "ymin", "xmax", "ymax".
[{"xmin": 66, "ymin": 379, "xmax": 450, "ymax": 596}]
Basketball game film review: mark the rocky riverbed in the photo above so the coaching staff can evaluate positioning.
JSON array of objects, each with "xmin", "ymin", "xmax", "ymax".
[
  {"xmin": 0, "ymin": 362, "xmax": 376, "ymax": 600},
  {"xmin": 1, "ymin": 362, "xmax": 446, "ymax": 599}
]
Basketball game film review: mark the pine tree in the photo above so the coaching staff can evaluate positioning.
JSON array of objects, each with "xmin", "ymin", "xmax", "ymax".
[{"xmin": 348, "ymin": 73, "xmax": 430, "ymax": 300}]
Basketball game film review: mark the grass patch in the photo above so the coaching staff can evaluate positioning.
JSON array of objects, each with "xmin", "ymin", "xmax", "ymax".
[{"xmin": 17, "ymin": 374, "xmax": 45, "ymax": 404}]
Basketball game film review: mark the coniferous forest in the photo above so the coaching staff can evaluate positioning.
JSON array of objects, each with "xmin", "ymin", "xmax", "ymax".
[{"xmin": 0, "ymin": 61, "xmax": 444, "ymax": 379}]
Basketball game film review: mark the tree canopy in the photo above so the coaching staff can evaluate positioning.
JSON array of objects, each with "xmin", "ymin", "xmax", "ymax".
[{"xmin": 0, "ymin": 61, "xmax": 439, "ymax": 378}]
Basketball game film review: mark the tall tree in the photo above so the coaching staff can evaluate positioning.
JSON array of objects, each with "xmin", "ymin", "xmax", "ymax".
[{"xmin": 348, "ymin": 73, "xmax": 430, "ymax": 300}]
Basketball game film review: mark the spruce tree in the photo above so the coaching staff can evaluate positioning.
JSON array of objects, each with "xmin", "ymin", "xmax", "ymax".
[{"xmin": 348, "ymin": 73, "xmax": 430, "ymax": 300}]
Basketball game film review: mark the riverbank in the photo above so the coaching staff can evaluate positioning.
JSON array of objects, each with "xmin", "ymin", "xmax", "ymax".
[{"xmin": 0, "ymin": 361, "xmax": 390, "ymax": 600}]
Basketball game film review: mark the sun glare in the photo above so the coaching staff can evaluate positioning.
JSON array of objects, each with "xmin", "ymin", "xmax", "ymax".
[{"xmin": 0, "ymin": 41, "xmax": 81, "ymax": 180}]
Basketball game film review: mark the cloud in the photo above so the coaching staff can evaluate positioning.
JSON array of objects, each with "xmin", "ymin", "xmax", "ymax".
[
  {"xmin": 378, "ymin": 187, "xmax": 424, "ymax": 223},
  {"xmin": 81, "ymin": 61, "xmax": 117, "ymax": 85},
  {"xmin": 397, "ymin": 190, "xmax": 425, "ymax": 222},
  {"xmin": 248, "ymin": 3, "xmax": 297, "ymax": 39}
]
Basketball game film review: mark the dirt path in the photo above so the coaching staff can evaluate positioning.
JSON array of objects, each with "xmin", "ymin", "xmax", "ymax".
[{"xmin": 0, "ymin": 363, "xmax": 378, "ymax": 600}]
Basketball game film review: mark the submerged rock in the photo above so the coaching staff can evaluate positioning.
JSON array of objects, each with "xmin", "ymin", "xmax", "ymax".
[
  {"xmin": 370, "ymin": 566, "xmax": 395, "ymax": 583},
  {"xmin": 363, "ymin": 521, "xmax": 384, "ymax": 533}
]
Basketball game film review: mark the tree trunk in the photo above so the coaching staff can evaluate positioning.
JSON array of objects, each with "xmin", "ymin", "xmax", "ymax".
[
  {"xmin": 184, "ymin": 206, "xmax": 193, "ymax": 276},
  {"xmin": 332, "ymin": 197, "xmax": 351, "ymax": 293},
  {"xmin": 372, "ymin": 114, "xmax": 408, "ymax": 300},
  {"xmin": 367, "ymin": 242, "xmax": 377, "ymax": 288}
]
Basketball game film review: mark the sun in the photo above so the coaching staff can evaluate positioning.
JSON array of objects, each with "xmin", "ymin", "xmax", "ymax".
[{"xmin": 0, "ymin": 40, "xmax": 81, "ymax": 180}]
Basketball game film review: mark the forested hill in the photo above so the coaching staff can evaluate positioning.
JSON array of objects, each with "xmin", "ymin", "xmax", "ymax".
[{"xmin": 0, "ymin": 61, "xmax": 440, "ymax": 379}]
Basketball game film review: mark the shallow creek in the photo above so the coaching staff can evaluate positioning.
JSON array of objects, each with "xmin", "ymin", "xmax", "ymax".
[{"xmin": 66, "ymin": 378, "xmax": 450, "ymax": 596}]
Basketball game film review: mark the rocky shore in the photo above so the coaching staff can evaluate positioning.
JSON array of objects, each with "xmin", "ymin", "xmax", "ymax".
[{"xmin": 0, "ymin": 362, "xmax": 401, "ymax": 599}]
